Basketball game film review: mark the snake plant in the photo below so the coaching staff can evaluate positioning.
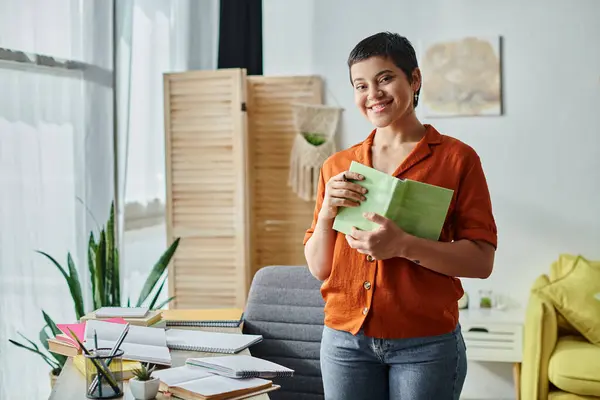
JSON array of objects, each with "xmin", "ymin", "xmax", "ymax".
[{"xmin": 8, "ymin": 201, "xmax": 180, "ymax": 377}]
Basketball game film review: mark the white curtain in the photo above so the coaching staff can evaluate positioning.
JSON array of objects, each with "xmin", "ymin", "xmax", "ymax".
[
  {"xmin": 0, "ymin": 0, "xmax": 113, "ymax": 398},
  {"xmin": 116, "ymin": 0, "xmax": 220, "ymax": 304}
]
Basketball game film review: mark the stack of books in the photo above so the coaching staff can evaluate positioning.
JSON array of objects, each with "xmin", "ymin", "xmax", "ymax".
[
  {"xmin": 47, "ymin": 306, "xmax": 289, "ymax": 398},
  {"xmin": 80, "ymin": 306, "xmax": 163, "ymax": 327},
  {"xmin": 48, "ymin": 315, "xmax": 172, "ymax": 366}
]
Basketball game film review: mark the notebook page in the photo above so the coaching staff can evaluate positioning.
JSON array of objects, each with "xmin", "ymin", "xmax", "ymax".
[
  {"xmin": 176, "ymin": 375, "xmax": 271, "ymax": 397},
  {"xmin": 166, "ymin": 329, "xmax": 262, "ymax": 352},
  {"xmin": 152, "ymin": 366, "xmax": 213, "ymax": 386},
  {"xmin": 86, "ymin": 319, "xmax": 167, "ymax": 347}
]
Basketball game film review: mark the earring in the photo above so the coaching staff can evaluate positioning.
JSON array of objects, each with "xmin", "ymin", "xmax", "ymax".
[{"xmin": 414, "ymin": 93, "xmax": 419, "ymax": 103}]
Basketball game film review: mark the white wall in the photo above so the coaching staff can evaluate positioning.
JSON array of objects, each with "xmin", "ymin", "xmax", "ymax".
[
  {"xmin": 263, "ymin": 1, "xmax": 314, "ymax": 76},
  {"xmin": 264, "ymin": 0, "xmax": 600, "ymax": 398}
]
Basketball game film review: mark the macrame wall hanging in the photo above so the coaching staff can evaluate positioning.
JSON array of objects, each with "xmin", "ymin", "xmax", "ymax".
[{"xmin": 288, "ymin": 103, "xmax": 343, "ymax": 201}]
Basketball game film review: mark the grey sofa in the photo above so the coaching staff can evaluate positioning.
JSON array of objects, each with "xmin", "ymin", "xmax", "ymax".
[{"xmin": 242, "ymin": 265, "xmax": 325, "ymax": 400}]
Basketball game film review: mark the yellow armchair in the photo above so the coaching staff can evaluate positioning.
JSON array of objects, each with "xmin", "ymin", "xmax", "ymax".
[{"xmin": 521, "ymin": 254, "xmax": 600, "ymax": 400}]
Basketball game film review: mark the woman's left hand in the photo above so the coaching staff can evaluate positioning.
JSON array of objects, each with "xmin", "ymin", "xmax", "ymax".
[{"xmin": 345, "ymin": 212, "xmax": 412, "ymax": 261}]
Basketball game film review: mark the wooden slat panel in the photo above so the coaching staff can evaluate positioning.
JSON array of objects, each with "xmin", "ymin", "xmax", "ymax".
[
  {"xmin": 246, "ymin": 76, "xmax": 322, "ymax": 277},
  {"xmin": 164, "ymin": 69, "xmax": 250, "ymax": 309}
]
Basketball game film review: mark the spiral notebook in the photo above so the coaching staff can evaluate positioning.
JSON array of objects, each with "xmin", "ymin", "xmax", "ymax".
[
  {"xmin": 186, "ymin": 355, "xmax": 294, "ymax": 379},
  {"xmin": 161, "ymin": 308, "xmax": 244, "ymax": 328},
  {"xmin": 166, "ymin": 329, "xmax": 262, "ymax": 354}
]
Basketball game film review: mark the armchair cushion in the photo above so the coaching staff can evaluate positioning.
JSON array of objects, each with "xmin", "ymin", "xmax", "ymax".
[
  {"xmin": 548, "ymin": 335, "xmax": 600, "ymax": 396},
  {"xmin": 548, "ymin": 392, "xmax": 600, "ymax": 400},
  {"xmin": 537, "ymin": 255, "xmax": 600, "ymax": 345}
]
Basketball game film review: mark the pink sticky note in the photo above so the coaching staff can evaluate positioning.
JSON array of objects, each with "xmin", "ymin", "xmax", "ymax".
[{"xmin": 56, "ymin": 318, "xmax": 126, "ymax": 348}]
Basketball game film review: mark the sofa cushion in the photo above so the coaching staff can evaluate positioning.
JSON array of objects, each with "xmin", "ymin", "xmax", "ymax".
[
  {"xmin": 548, "ymin": 336, "xmax": 600, "ymax": 396},
  {"xmin": 537, "ymin": 255, "xmax": 600, "ymax": 344}
]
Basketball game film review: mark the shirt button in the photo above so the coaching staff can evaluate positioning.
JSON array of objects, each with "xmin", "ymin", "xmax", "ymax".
[
  {"xmin": 363, "ymin": 281, "xmax": 371, "ymax": 290},
  {"xmin": 362, "ymin": 307, "xmax": 369, "ymax": 315},
  {"xmin": 366, "ymin": 255, "xmax": 375, "ymax": 262}
]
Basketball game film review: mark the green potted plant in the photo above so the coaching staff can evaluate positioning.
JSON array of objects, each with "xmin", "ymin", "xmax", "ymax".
[
  {"xmin": 8, "ymin": 201, "xmax": 180, "ymax": 385},
  {"xmin": 129, "ymin": 363, "xmax": 159, "ymax": 400}
]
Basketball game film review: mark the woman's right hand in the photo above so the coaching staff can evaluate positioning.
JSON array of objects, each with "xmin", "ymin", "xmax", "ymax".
[{"xmin": 318, "ymin": 171, "xmax": 367, "ymax": 220}]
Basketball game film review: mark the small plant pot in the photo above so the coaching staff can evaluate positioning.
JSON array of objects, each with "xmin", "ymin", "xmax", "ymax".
[
  {"xmin": 129, "ymin": 377, "xmax": 160, "ymax": 400},
  {"xmin": 49, "ymin": 370, "xmax": 60, "ymax": 388}
]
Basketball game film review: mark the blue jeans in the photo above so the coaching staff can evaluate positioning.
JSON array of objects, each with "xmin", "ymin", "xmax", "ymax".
[{"xmin": 320, "ymin": 324, "xmax": 467, "ymax": 400}]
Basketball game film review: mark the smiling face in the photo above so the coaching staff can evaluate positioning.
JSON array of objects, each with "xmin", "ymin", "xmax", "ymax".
[{"xmin": 350, "ymin": 56, "xmax": 421, "ymax": 128}]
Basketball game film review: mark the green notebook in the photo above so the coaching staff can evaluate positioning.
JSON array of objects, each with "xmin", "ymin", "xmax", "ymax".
[{"xmin": 332, "ymin": 161, "xmax": 454, "ymax": 241}]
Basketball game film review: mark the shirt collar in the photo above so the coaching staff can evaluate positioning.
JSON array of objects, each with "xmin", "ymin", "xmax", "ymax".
[{"xmin": 355, "ymin": 124, "xmax": 442, "ymax": 168}]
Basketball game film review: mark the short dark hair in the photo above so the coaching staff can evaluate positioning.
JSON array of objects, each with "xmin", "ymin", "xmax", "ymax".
[{"xmin": 347, "ymin": 32, "xmax": 421, "ymax": 107}]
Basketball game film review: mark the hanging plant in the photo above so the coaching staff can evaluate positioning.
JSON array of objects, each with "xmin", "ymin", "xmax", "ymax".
[
  {"xmin": 302, "ymin": 131, "xmax": 327, "ymax": 147},
  {"xmin": 289, "ymin": 103, "xmax": 343, "ymax": 201}
]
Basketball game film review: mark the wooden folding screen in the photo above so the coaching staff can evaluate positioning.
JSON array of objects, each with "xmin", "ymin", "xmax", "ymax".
[
  {"xmin": 246, "ymin": 76, "xmax": 322, "ymax": 277},
  {"xmin": 164, "ymin": 70, "xmax": 322, "ymax": 309},
  {"xmin": 163, "ymin": 69, "xmax": 250, "ymax": 309}
]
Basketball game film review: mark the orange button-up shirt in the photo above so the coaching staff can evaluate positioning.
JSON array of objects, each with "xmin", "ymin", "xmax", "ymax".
[{"xmin": 304, "ymin": 125, "xmax": 497, "ymax": 339}]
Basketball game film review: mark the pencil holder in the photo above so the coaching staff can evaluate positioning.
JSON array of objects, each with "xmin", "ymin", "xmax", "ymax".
[{"xmin": 84, "ymin": 348, "xmax": 124, "ymax": 399}]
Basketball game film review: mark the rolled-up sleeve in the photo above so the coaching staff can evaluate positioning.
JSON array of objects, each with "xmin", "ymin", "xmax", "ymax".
[
  {"xmin": 303, "ymin": 168, "xmax": 327, "ymax": 246},
  {"xmin": 454, "ymin": 154, "xmax": 498, "ymax": 249}
]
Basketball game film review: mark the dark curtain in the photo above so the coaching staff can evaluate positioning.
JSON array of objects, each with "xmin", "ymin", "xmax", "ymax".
[{"xmin": 218, "ymin": 0, "xmax": 263, "ymax": 75}]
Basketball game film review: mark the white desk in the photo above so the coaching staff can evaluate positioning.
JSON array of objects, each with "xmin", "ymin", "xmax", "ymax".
[
  {"xmin": 48, "ymin": 326, "xmax": 271, "ymax": 400},
  {"xmin": 460, "ymin": 308, "xmax": 524, "ymax": 400}
]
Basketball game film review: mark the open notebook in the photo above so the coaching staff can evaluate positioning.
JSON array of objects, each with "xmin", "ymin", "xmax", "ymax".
[
  {"xmin": 166, "ymin": 329, "xmax": 262, "ymax": 354},
  {"xmin": 84, "ymin": 319, "xmax": 171, "ymax": 365},
  {"xmin": 186, "ymin": 355, "xmax": 294, "ymax": 379},
  {"xmin": 151, "ymin": 366, "xmax": 279, "ymax": 400}
]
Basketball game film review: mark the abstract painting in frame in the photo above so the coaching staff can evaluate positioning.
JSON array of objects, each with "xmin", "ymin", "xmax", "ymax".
[{"xmin": 419, "ymin": 36, "xmax": 503, "ymax": 117}]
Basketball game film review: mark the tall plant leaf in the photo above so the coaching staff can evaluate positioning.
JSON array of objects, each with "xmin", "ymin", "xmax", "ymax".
[
  {"xmin": 113, "ymin": 247, "xmax": 120, "ymax": 306},
  {"xmin": 37, "ymin": 251, "xmax": 83, "ymax": 319},
  {"xmin": 154, "ymin": 296, "xmax": 175, "ymax": 310},
  {"xmin": 136, "ymin": 238, "xmax": 180, "ymax": 307},
  {"xmin": 95, "ymin": 230, "xmax": 106, "ymax": 306},
  {"xmin": 42, "ymin": 310, "xmax": 61, "ymax": 336},
  {"xmin": 106, "ymin": 203, "xmax": 119, "ymax": 306},
  {"xmin": 105, "ymin": 237, "xmax": 114, "ymax": 306},
  {"xmin": 67, "ymin": 253, "xmax": 84, "ymax": 319},
  {"xmin": 8, "ymin": 338, "xmax": 59, "ymax": 370},
  {"xmin": 89, "ymin": 231, "xmax": 98, "ymax": 253},
  {"xmin": 147, "ymin": 274, "xmax": 167, "ymax": 309},
  {"xmin": 88, "ymin": 232, "xmax": 98, "ymax": 310}
]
